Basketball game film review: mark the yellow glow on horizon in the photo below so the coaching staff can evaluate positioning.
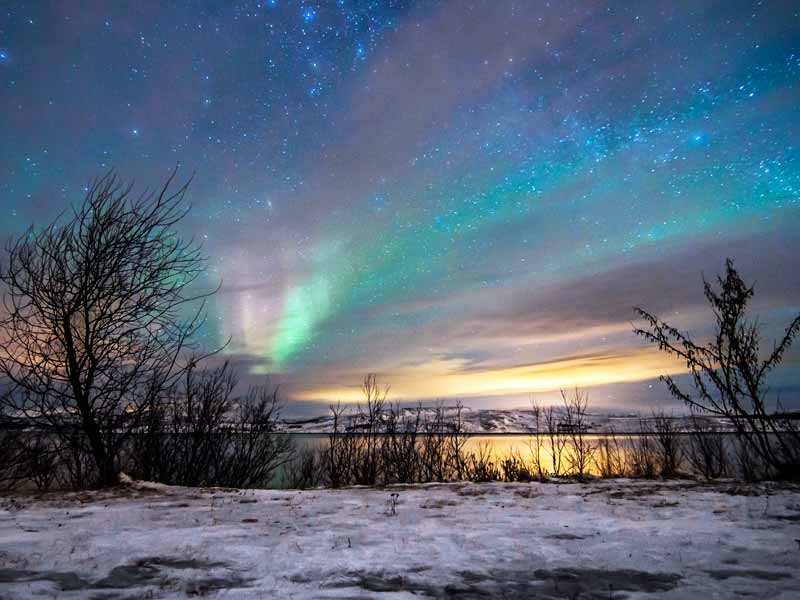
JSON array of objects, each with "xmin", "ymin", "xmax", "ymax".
[{"xmin": 291, "ymin": 346, "xmax": 687, "ymax": 403}]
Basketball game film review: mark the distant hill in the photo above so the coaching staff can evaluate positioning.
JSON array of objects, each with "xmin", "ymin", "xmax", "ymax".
[{"xmin": 277, "ymin": 407, "xmax": 737, "ymax": 434}]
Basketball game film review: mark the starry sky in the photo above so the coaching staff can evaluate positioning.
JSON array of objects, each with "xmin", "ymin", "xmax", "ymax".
[{"xmin": 1, "ymin": 1, "xmax": 799, "ymax": 413}]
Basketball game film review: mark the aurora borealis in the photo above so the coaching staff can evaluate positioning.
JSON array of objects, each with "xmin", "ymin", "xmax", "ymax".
[{"xmin": 1, "ymin": 1, "xmax": 798, "ymax": 411}]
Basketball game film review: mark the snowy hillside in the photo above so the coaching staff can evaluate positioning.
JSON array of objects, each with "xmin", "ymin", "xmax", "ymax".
[{"xmin": 278, "ymin": 407, "xmax": 733, "ymax": 434}]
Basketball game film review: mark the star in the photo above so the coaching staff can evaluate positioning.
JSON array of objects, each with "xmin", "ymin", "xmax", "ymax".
[
  {"xmin": 1, "ymin": 1, "xmax": 797, "ymax": 410},
  {"xmin": 301, "ymin": 7, "xmax": 316, "ymax": 24}
]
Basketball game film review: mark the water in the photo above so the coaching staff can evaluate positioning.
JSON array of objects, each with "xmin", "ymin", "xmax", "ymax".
[{"xmin": 278, "ymin": 432, "xmax": 712, "ymax": 484}]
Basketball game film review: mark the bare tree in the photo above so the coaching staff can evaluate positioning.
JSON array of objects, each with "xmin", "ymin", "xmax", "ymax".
[
  {"xmin": 635, "ymin": 259, "xmax": 800, "ymax": 480},
  {"xmin": 0, "ymin": 169, "xmax": 217, "ymax": 486},
  {"xmin": 561, "ymin": 388, "xmax": 595, "ymax": 480},
  {"xmin": 324, "ymin": 402, "xmax": 355, "ymax": 488},
  {"xmin": 445, "ymin": 401, "xmax": 469, "ymax": 481},
  {"xmin": 527, "ymin": 396, "xmax": 548, "ymax": 481},
  {"xmin": 352, "ymin": 373, "xmax": 387, "ymax": 486},
  {"xmin": 420, "ymin": 402, "xmax": 452, "ymax": 482},
  {"xmin": 543, "ymin": 404, "xmax": 567, "ymax": 476}
]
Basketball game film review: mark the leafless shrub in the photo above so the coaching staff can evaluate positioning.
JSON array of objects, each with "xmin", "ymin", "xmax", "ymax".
[
  {"xmin": 382, "ymin": 402, "xmax": 421, "ymax": 484},
  {"xmin": 128, "ymin": 361, "xmax": 290, "ymax": 488},
  {"xmin": 595, "ymin": 427, "xmax": 627, "ymax": 478},
  {"xmin": 321, "ymin": 388, "xmax": 472, "ymax": 486},
  {"xmin": 21, "ymin": 431, "xmax": 62, "ymax": 491},
  {"xmin": 734, "ymin": 435, "xmax": 763, "ymax": 482},
  {"xmin": 629, "ymin": 420, "xmax": 659, "ymax": 479},
  {"xmin": 215, "ymin": 383, "xmax": 291, "ymax": 488},
  {"xmin": 0, "ymin": 427, "xmax": 31, "ymax": 491},
  {"xmin": 652, "ymin": 410, "xmax": 683, "ymax": 477},
  {"xmin": 284, "ymin": 446, "xmax": 323, "ymax": 489},
  {"xmin": 635, "ymin": 258, "xmax": 800, "ymax": 480},
  {"xmin": 59, "ymin": 434, "xmax": 96, "ymax": 490},
  {"xmin": 500, "ymin": 449, "xmax": 533, "ymax": 482},
  {"xmin": 464, "ymin": 442, "xmax": 500, "ymax": 482},
  {"xmin": 135, "ymin": 362, "xmax": 235, "ymax": 486},
  {"xmin": 0, "ymin": 401, "xmax": 89, "ymax": 491},
  {"xmin": 686, "ymin": 415, "xmax": 729, "ymax": 480}
]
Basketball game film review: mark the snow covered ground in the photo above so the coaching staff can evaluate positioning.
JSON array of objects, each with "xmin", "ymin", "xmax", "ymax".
[{"xmin": 1, "ymin": 479, "xmax": 798, "ymax": 599}]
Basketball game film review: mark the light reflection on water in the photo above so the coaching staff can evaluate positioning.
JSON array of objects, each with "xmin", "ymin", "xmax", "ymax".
[{"xmin": 282, "ymin": 433, "xmax": 706, "ymax": 480}]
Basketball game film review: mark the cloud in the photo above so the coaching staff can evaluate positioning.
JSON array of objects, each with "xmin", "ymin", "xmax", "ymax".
[
  {"xmin": 290, "ymin": 346, "xmax": 687, "ymax": 404},
  {"xmin": 261, "ymin": 225, "xmax": 799, "ymax": 404}
]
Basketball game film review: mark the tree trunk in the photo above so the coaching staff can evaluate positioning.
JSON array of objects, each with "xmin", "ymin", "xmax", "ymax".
[{"xmin": 63, "ymin": 317, "xmax": 118, "ymax": 487}]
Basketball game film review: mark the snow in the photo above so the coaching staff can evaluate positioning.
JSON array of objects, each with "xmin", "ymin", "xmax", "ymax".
[
  {"xmin": 1, "ymin": 479, "xmax": 798, "ymax": 598},
  {"xmin": 279, "ymin": 407, "xmax": 735, "ymax": 434}
]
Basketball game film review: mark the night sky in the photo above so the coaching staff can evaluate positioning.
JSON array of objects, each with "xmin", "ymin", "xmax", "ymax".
[{"xmin": 1, "ymin": 1, "xmax": 799, "ymax": 412}]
